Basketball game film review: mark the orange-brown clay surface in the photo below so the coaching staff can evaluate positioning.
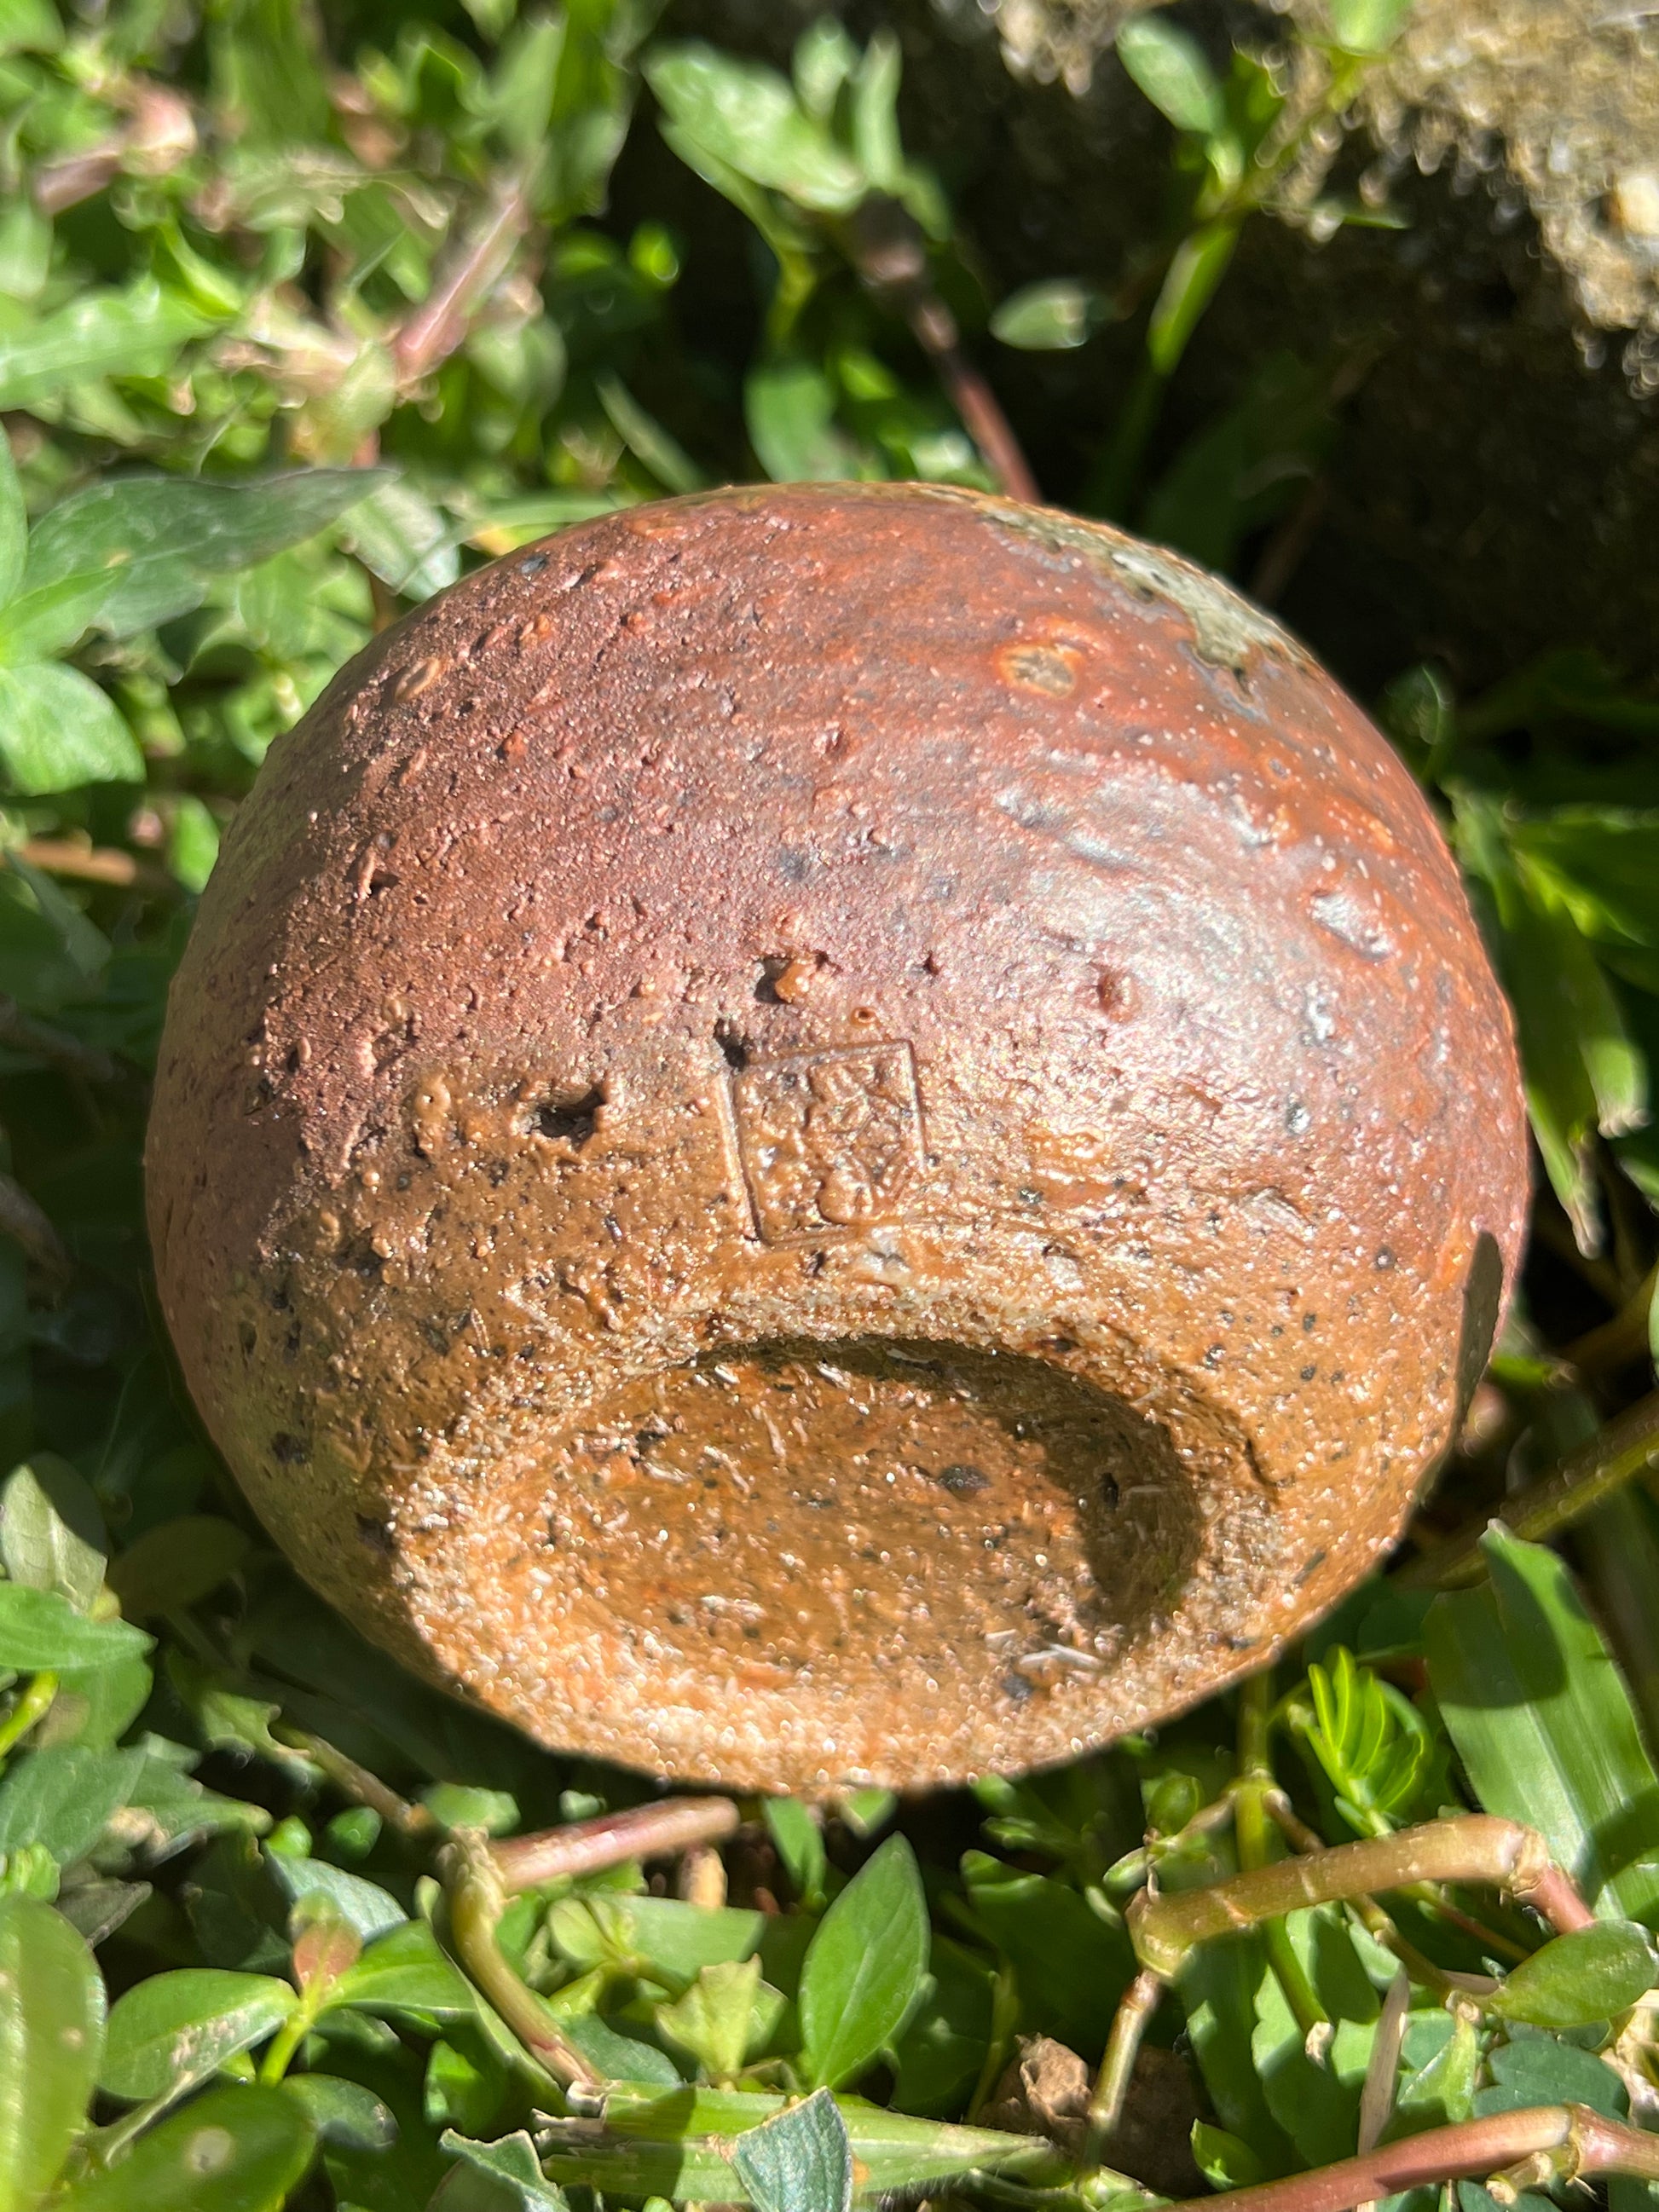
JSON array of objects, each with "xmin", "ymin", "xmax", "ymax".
[{"xmin": 147, "ymin": 483, "xmax": 1529, "ymax": 1791}]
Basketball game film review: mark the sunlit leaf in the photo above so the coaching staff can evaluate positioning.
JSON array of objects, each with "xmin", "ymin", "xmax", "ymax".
[
  {"xmin": 1116, "ymin": 16, "xmax": 1225, "ymax": 135},
  {"xmin": 54, "ymin": 2083, "xmax": 315, "ymax": 2211},
  {"xmin": 0, "ymin": 663, "xmax": 142, "ymax": 794},
  {"xmin": 0, "ymin": 1895, "xmax": 105, "ymax": 2212},
  {"xmin": 100, "ymin": 1969, "xmax": 298, "ymax": 2102},
  {"xmin": 799, "ymin": 1835, "xmax": 928, "ymax": 2090},
  {"xmin": 1426, "ymin": 1528, "xmax": 1659, "ymax": 1924},
  {"xmin": 730, "ymin": 2087, "xmax": 853, "ymax": 2212}
]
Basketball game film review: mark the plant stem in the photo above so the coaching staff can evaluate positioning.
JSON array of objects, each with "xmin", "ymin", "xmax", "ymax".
[
  {"xmin": 488, "ymin": 1794, "xmax": 739, "ymax": 1893},
  {"xmin": 442, "ymin": 1828, "xmax": 602, "ymax": 2093},
  {"xmin": 1084, "ymin": 1967, "xmax": 1161, "ymax": 2164},
  {"xmin": 1397, "ymin": 1389, "xmax": 1659, "ymax": 1589},
  {"xmin": 393, "ymin": 174, "xmax": 531, "ymax": 390},
  {"xmin": 0, "ymin": 1671, "xmax": 58, "ymax": 1765},
  {"xmin": 1129, "ymin": 1816, "xmax": 1592, "ymax": 1977},
  {"xmin": 1235, "ymin": 1675, "xmax": 1328, "ymax": 2041},
  {"xmin": 270, "ymin": 1720, "xmax": 433, "ymax": 1838},
  {"xmin": 843, "ymin": 195, "xmax": 1040, "ymax": 505},
  {"xmin": 1160, "ymin": 2103, "xmax": 1659, "ymax": 2212}
]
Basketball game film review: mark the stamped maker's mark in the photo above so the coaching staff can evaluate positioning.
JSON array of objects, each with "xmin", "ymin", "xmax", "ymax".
[{"xmin": 731, "ymin": 1042, "xmax": 926, "ymax": 1244}]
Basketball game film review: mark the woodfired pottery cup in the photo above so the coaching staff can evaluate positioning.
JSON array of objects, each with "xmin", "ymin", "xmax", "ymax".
[{"xmin": 147, "ymin": 483, "xmax": 1529, "ymax": 1792}]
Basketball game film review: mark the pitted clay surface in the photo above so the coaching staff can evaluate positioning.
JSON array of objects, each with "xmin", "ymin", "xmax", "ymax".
[{"xmin": 147, "ymin": 482, "xmax": 1529, "ymax": 1790}]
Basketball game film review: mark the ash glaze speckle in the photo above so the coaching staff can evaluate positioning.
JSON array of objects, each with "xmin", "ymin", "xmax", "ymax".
[{"xmin": 147, "ymin": 482, "xmax": 1529, "ymax": 1793}]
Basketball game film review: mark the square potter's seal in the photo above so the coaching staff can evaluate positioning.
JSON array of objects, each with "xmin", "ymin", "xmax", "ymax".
[{"xmin": 730, "ymin": 1041, "xmax": 926, "ymax": 1244}]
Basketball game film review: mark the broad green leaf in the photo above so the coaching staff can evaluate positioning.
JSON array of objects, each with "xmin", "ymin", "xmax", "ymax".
[
  {"xmin": 850, "ymin": 32, "xmax": 903, "ymax": 193},
  {"xmin": 1328, "ymin": 0, "xmax": 1413, "ymax": 55},
  {"xmin": 267, "ymin": 1847, "xmax": 407, "ymax": 1941},
  {"xmin": 281, "ymin": 2073, "xmax": 397, "ymax": 2151},
  {"xmin": 562, "ymin": 2012, "xmax": 682, "ymax": 2088},
  {"xmin": 991, "ymin": 280, "xmax": 1107, "ymax": 351},
  {"xmin": 657, "ymin": 1958, "xmax": 785, "ymax": 2082},
  {"xmin": 0, "ymin": 1587, "xmax": 149, "ymax": 1672},
  {"xmin": 100, "ymin": 1968, "xmax": 298, "ymax": 2101},
  {"xmin": 1147, "ymin": 220, "xmax": 1240, "ymax": 377},
  {"xmin": 54, "ymin": 2083, "xmax": 315, "ymax": 2211},
  {"xmin": 746, "ymin": 357, "xmax": 865, "ymax": 483},
  {"xmin": 762, "ymin": 1799, "xmax": 827, "ymax": 1909},
  {"xmin": 0, "ymin": 283, "xmax": 213, "ymax": 413},
  {"xmin": 0, "ymin": 1747, "xmax": 145, "ymax": 1866},
  {"xmin": 435, "ymin": 2128, "xmax": 571, "ymax": 2210},
  {"xmin": 1180, "ymin": 1937, "xmax": 1298, "ymax": 2179},
  {"xmin": 1116, "ymin": 16, "xmax": 1225, "ymax": 135},
  {"xmin": 48, "ymin": 1658, "xmax": 153, "ymax": 1753},
  {"xmin": 1488, "ymin": 1920, "xmax": 1657, "ymax": 2029},
  {"xmin": 544, "ymin": 2086, "xmax": 1049, "ymax": 2199},
  {"xmin": 892, "ymin": 1934, "xmax": 993, "ymax": 2117},
  {"xmin": 793, "ymin": 18, "xmax": 858, "ymax": 120},
  {"xmin": 1251, "ymin": 1907, "xmax": 1378, "ymax": 2166},
  {"xmin": 1426, "ymin": 1528, "xmax": 1659, "ymax": 1923},
  {"xmin": 0, "ymin": 1895, "xmax": 105, "ymax": 2212},
  {"xmin": 0, "ymin": 0, "xmax": 61, "ymax": 55},
  {"xmin": 0, "ymin": 574, "xmax": 122, "ymax": 662},
  {"xmin": 0, "ymin": 1457, "xmax": 107, "ymax": 1611},
  {"xmin": 0, "ymin": 663, "xmax": 142, "ymax": 794},
  {"xmin": 0, "ymin": 428, "xmax": 23, "ymax": 606},
  {"xmin": 338, "ymin": 478, "xmax": 460, "ymax": 603},
  {"xmin": 1193, "ymin": 2124, "xmax": 1268, "ymax": 2191},
  {"xmin": 961, "ymin": 1851, "xmax": 1135, "ymax": 2054},
  {"xmin": 329, "ymin": 1920, "xmax": 473, "ymax": 2019},
  {"xmin": 0, "ymin": 859, "xmax": 108, "ymax": 1014},
  {"xmin": 1475, "ymin": 2028, "xmax": 1627, "ymax": 2120},
  {"xmin": 799, "ymin": 1834, "xmax": 928, "ymax": 2089},
  {"xmin": 730, "ymin": 2087, "xmax": 853, "ymax": 2212},
  {"xmin": 23, "ymin": 470, "xmax": 388, "ymax": 642},
  {"xmin": 646, "ymin": 46, "xmax": 864, "ymax": 213},
  {"xmin": 106, "ymin": 1516, "xmax": 251, "ymax": 1619},
  {"xmin": 1393, "ymin": 2009, "xmax": 1477, "ymax": 2132},
  {"xmin": 120, "ymin": 1750, "xmax": 270, "ymax": 1857}
]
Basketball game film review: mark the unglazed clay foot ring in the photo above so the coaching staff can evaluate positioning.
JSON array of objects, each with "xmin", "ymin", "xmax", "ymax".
[{"xmin": 147, "ymin": 483, "xmax": 1528, "ymax": 1793}]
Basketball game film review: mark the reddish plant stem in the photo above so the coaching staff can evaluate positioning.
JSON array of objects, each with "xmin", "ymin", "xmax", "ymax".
[
  {"xmin": 393, "ymin": 176, "xmax": 531, "ymax": 390},
  {"xmin": 1398, "ymin": 1389, "xmax": 1659, "ymax": 1590},
  {"xmin": 488, "ymin": 1794, "xmax": 740, "ymax": 1894},
  {"xmin": 1129, "ymin": 1816, "xmax": 1592, "ymax": 1977},
  {"xmin": 1161, "ymin": 2104, "xmax": 1659, "ymax": 2212},
  {"xmin": 843, "ymin": 196, "xmax": 1040, "ymax": 506}
]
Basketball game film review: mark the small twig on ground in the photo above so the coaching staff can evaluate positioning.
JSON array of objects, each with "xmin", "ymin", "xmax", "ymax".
[
  {"xmin": 844, "ymin": 196, "xmax": 1041, "ymax": 505},
  {"xmin": 1396, "ymin": 1389, "xmax": 1659, "ymax": 1590},
  {"xmin": 1159, "ymin": 2103, "xmax": 1659, "ymax": 2212},
  {"xmin": 488, "ymin": 1793, "xmax": 740, "ymax": 1894}
]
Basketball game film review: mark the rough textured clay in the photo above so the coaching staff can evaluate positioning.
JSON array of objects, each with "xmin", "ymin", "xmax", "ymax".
[{"xmin": 147, "ymin": 482, "xmax": 1529, "ymax": 1792}]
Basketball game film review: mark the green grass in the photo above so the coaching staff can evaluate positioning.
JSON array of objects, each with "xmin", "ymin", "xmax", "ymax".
[{"xmin": 0, "ymin": 1, "xmax": 1658, "ymax": 2208}]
